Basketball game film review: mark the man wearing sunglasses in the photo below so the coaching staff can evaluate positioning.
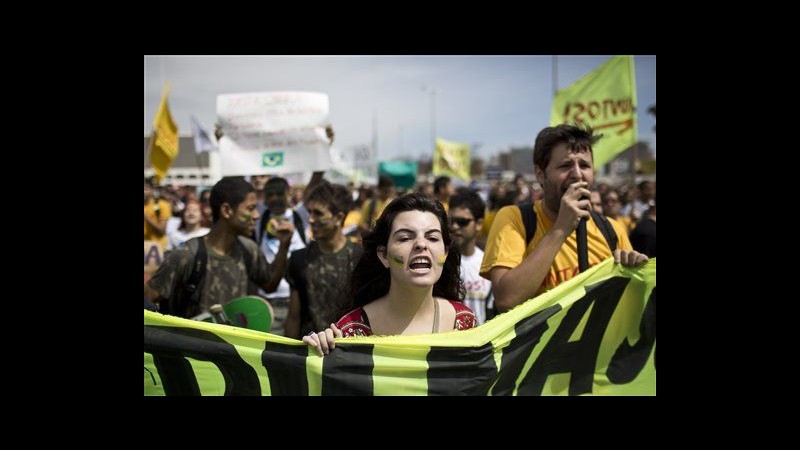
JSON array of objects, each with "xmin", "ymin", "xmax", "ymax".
[{"xmin": 449, "ymin": 190, "xmax": 494, "ymax": 325}]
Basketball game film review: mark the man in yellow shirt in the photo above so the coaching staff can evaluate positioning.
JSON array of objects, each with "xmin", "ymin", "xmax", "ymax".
[
  {"xmin": 434, "ymin": 175, "xmax": 454, "ymax": 213},
  {"xmin": 480, "ymin": 124, "xmax": 648, "ymax": 313},
  {"xmin": 358, "ymin": 174, "xmax": 396, "ymax": 233}
]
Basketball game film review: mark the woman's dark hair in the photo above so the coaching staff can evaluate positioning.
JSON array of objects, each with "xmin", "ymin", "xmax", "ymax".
[{"xmin": 349, "ymin": 192, "xmax": 464, "ymax": 308}]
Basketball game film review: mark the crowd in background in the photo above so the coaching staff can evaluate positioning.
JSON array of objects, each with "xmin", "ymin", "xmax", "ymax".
[{"xmin": 145, "ymin": 170, "xmax": 655, "ymax": 336}]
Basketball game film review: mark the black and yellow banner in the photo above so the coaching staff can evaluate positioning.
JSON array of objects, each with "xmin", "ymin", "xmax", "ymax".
[{"xmin": 145, "ymin": 258, "xmax": 655, "ymax": 395}]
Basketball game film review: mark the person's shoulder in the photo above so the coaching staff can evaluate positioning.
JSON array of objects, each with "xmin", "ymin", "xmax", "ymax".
[
  {"xmin": 236, "ymin": 235, "xmax": 261, "ymax": 254},
  {"xmin": 291, "ymin": 245, "xmax": 310, "ymax": 263},
  {"xmin": 337, "ymin": 306, "xmax": 364, "ymax": 323},
  {"xmin": 447, "ymin": 299, "xmax": 474, "ymax": 314},
  {"xmin": 336, "ymin": 307, "xmax": 372, "ymax": 337},
  {"xmin": 162, "ymin": 239, "xmax": 195, "ymax": 268},
  {"xmin": 496, "ymin": 203, "xmax": 524, "ymax": 221},
  {"xmin": 447, "ymin": 300, "xmax": 478, "ymax": 330},
  {"xmin": 605, "ymin": 215, "xmax": 629, "ymax": 237}
]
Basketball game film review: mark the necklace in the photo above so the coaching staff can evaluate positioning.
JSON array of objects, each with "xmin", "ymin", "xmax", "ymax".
[{"xmin": 432, "ymin": 298, "xmax": 440, "ymax": 333}]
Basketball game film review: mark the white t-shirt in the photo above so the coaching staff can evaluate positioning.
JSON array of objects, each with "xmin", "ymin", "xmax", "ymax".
[{"xmin": 460, "ymin": 247, "xmax": 493, "ymax": 325}]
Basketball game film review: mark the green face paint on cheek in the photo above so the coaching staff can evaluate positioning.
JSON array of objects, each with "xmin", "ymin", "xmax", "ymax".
[
  {"xmin": 437, "ymin": 254, "xmax": 447, "ymax": 266},
  {"xmin": 239, "ymin": 214, "xmax": 251, "ymax": 223},
  {"xmin": 389, "ymin": 254, "xmax": 404, "ymax": 267}
]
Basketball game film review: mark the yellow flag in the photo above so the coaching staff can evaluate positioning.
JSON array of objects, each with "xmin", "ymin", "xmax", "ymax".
[
  {"xmin": 551, "ymin": 55, "xmax": 637, "ymax": 168},
  {"xmin": 148, "ymin": 86, "xmax": 179, "ymax": 183},
  {"xmin": 433, "ymin": 138, "xmax": 470, "ymax": 180}
]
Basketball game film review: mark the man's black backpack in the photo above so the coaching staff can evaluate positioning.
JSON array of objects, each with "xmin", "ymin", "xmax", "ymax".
[
  {"xmin": 517, "ymin": 202, "xmax": 618, "ymax": 252},
  {"xmin": 257, "ymin": 208, "xmax": 306, "ymax": 246},
  {"xmin": 166, "ymin": 237, "xmax": 252, "ymax": 318}
]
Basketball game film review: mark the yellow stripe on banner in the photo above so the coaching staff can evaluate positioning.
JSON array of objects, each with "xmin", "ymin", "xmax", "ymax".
[
  {"xmin": 372, "ymin": 345, "xmax": 430, "ymax": 396},
  {"xmin": 306, "ymin": 347, "xmax": 324, "ymax": 396},
  {"xmin": 187, "ymin": 358, "xmax": 226, "ymax": 395}
]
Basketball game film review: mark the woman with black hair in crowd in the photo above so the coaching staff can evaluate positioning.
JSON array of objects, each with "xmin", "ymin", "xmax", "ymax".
[{"xmin": 303, "ymin": 193, "xmax": 476, "ymax": 356}]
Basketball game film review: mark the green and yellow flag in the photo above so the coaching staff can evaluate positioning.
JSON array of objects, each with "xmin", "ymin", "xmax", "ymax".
[
  {"xmin": 148, "ymin": 85, "xmax": 179, "ymax": 183},
  {"xmin": 551, "ymin": 55, "xmax": 637, "ymax": 168},
  {"xmin": 433, "ymin": 138, "xmax": 470, "ymax": 180},
  {"xmin": 145, "ymin": 258, "xmax": 655, "ymax": 396}
]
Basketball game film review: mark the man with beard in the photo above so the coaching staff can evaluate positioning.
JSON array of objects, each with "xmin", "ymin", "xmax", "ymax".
[
  {"xmin": 480, "ymin": 124, "xmax": 648, "ymax": 313},
  {"xmin": 449, "ymin": 190, "xmax": 494, "ymax": 325}
]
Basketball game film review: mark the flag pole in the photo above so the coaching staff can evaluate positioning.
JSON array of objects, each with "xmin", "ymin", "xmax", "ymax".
[{"xmin": 552, "ymin": 55, "xmax": 558, "ymax": 96}]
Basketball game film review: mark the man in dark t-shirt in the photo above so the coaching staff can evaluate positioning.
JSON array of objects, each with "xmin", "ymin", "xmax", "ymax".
[
  {"xmin": 285, "ymin": 181, "xmax": 363, "ymax": 338},
  {"xmin": 146, "ymin": 177, "xmax": 294, "ymax": 317}
]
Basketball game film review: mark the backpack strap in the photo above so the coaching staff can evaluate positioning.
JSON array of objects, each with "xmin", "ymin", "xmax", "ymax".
[
  {"xmin": 591, "ymin": 211, "xmax": 618, "ymax": 252},
  {"xmin": 236, "ymin": 237, "xmax": 253, "ymax": 277},
  {"xmin": 186, "ymin": 237, "xmax": 207, "ymax": 301},
  {"xmin": 292, "ymin": 210, "xmax": 307, "ymax": 245},
  {"xmin": 168, "ymin": 237, "xmax": 207, "ymax": 317},
  {"xmin": 516, "ymin": 202, "xmax": 618, "ymax": 252},
  {"xmin": 517, "ymin": 202, "xmax": 537, "ymax": 246}
]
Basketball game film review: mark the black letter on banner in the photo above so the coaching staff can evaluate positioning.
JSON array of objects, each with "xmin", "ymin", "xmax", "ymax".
[
  {"xmin": 491, "ymin": 305, "xmax": 561, "ymax": 396},
  {"xmin": 145, "ymin": 326, "xmax": 261, "ymax": 396},
  {"xmin": 262, "ymin": 341, "xmax": 309, "ymax": 396},
  {"xmin": 607, "ymin": 287, "xmax": 656, "ymax": 383},
  {"xmin": 321, "ymin": 345, "xmax": 374, "ymax": 395},
  {"xmin": 427, "ymin": 343, "xmax": 497, "ymax": 395},
  {"xmin": 517, "ymin": 276, "xmax": 630, "ymax": 396}
]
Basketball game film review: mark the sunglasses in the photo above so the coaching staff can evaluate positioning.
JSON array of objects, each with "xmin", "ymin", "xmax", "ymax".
[{"xmin": 449, "ymin": 217, "xmax": 473, "ymax": 227}]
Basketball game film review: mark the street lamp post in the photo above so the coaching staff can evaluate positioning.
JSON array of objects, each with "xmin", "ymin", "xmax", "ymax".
[{"xmin": 421, "ymin": 86, "xmax": 437, "ymax": 160}]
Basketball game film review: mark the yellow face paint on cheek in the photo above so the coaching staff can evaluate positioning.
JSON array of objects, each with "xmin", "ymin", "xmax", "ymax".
[
  {"xmin": 437, "ymin": 254, "xmax": 447, "ymax": 266},
  {"xmin": 389, "ymin": 254, "xmax": 404, "ymax": 267}
]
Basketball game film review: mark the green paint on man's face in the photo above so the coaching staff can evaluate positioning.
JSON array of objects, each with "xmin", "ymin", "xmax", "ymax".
[
  {"xmin": 389, "ymin": 254, "xmax": 405, "ymax": 267},
  {"xmin": 437, "ymin": 254, "xmax": 447, "ymax": 266},
  {"xmin": 239, "ymin": 213, "xmax": 251, "ymax": 223}
]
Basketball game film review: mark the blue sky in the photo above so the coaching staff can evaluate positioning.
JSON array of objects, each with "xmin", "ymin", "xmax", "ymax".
[{"xmin": 144, "ymin": 55, "xmax": 656, "ymax": 162}]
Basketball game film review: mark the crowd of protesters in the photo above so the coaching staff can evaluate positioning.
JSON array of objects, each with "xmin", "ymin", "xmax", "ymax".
[{"xmin": 145, "ymin": 124, "xmax": 655, "ymax": 341}]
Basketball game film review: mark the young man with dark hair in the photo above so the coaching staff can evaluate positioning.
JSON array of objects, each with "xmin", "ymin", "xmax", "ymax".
[
  {"xmin": 284, "ymin": 181, "xmax": 363, "ymax": 338},
  {"xmin": 145, "ymin": 177, "xmax": 295, "ymax": 318},
  {"xmin": 449, "ymin": 190, "xmax": 493, "ymax": 324}
]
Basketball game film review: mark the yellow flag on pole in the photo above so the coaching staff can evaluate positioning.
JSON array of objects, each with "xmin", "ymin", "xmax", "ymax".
[
  {"xmin": 550, "ymin": 55, "xmax": 637, "ymax": 168},
  {"xmin": 148, "ymin": 85, "xmax": 179, "ymax": 183},
  {"xmin": 433, "ymin": 138, "xmax": 470, "ymax": 180}
]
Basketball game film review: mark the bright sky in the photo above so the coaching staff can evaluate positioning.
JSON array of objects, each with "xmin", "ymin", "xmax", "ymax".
[{"xmin": 143, "ymin": 55, "xmax": 656, "ymax": 162}]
